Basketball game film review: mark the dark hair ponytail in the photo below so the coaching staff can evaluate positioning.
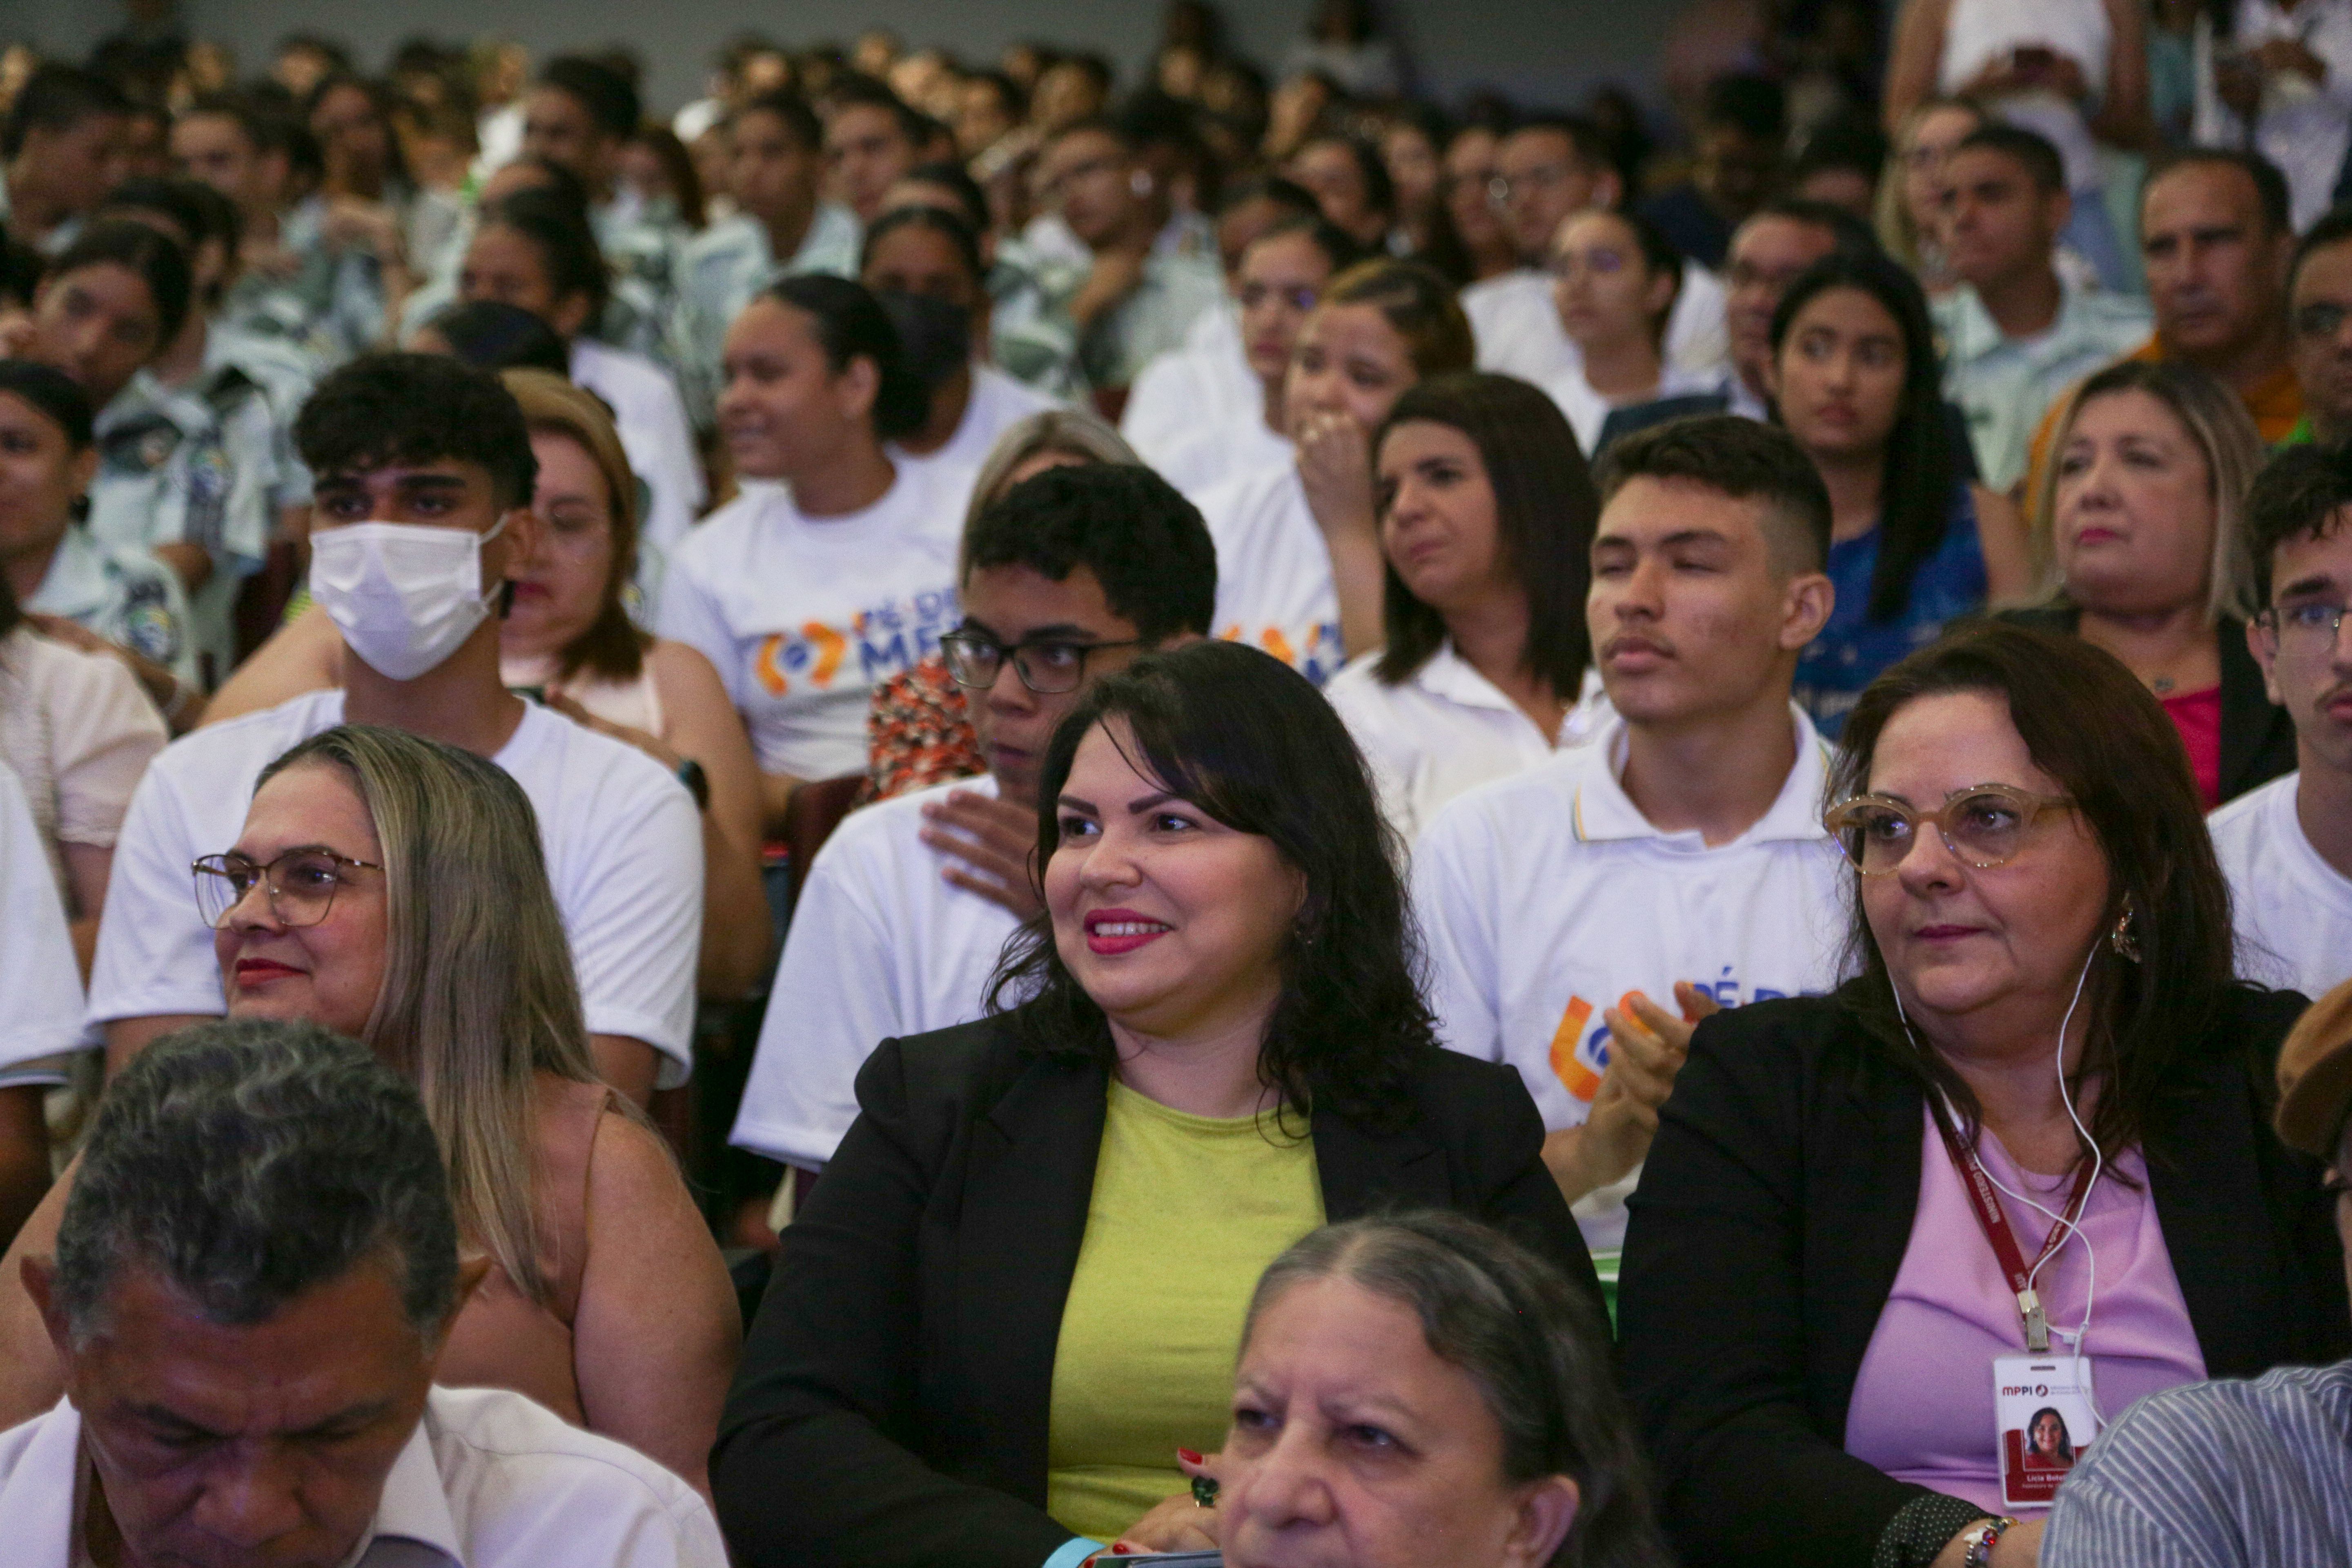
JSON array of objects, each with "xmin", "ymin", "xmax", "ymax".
[
  {"xmin": 481, "ymin": 188, "xmax": 610, "ymax": 335},
  {"xmin": 765, "ymin": 273, "xmax": 929, "ymax": 442}
]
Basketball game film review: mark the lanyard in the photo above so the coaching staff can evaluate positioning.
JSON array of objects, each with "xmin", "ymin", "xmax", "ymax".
[{"xmin": 1929, "ymin": 1097, "xmax": 2097, "ymax": 1354}]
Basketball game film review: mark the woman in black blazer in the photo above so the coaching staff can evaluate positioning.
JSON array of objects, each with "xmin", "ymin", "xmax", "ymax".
[
  {"xmin": 1619, "ymin": 626, "xmax": 2347, "ymax": 1568},
  {"xmin": 714, "ymin": 642, "xmax": 1597, "ymax": 1568}
]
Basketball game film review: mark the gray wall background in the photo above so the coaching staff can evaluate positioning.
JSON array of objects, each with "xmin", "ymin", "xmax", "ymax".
[{"xmin": 8, "ymin": 1, "xmax": 1673, "ymax": 122}]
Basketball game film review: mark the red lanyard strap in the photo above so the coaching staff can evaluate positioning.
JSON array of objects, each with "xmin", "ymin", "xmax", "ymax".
[{"xmin": 1928, "ymin": 1096, "xmax": 2096, "ymax": 1353}]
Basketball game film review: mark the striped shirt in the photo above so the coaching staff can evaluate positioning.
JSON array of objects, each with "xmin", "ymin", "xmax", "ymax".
[{"xmin": 2041, "ymin": 1359, "xmax": 2352, "ymax": 1567}]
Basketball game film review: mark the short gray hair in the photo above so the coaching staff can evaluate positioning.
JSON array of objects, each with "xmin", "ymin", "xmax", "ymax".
[
  {"xmin": 1245, "ymin": 1213, "xmax": 1673, "ymax": 1568},
  {"xmin": 54, "ymin": 1019, "xmax": 459, "ymax": 1343}
]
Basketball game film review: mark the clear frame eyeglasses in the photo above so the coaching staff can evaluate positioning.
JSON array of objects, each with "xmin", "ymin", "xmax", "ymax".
[
  {"xmin": 1821, "ymin": 785, "xmax": 2077, "ymax": 876},
  {"xmin": 192, "ymin": 849, "xmax": 382, "ymax": 930}
]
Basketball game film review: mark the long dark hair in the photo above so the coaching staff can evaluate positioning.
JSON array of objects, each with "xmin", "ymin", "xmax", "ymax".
[
  {"xmin": 1771, "ymin": 251, "xmax": 1957, "ymax": 624},
  {"xmin": 1373, "ymin": 372, "xmax": 1595, "ymax": 695},
  {"xmin": 480, "ymin": 188, "xmax": 610, "ymax": 335},
  {"xmin": 988, "ymin": 641, "xmax": 1437, "ymax": 1132},
  {"xmin": 1828, "ymin": 624, "xmax": 2238, "ymax": 1162},
  {"xmin": 1249, "ymin": 1214, "xmax": 1673, "ymax": 1568}
]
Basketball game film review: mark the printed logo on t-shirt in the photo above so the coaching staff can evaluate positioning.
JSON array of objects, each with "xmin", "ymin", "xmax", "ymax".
[
  {"xmin": 753, "ymin": 588, "xmax": 958, "ymax": 697},
  {"xmin": 1219, "ymin": 620, "xmax": 1345, "ymax": 685},
  {"xmin": 1546, "ymin": 968, "xmax": 1792, "ymax": 1104}
]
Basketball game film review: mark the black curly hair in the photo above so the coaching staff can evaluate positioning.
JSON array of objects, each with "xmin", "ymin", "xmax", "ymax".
[
  {"xmin": 294, "ymin": 352, "xmax": 537, "ymax": 511},
  {"xmin": 962, "ymin": 464, "xmax": 1216, "ymax": 644},
  {"xmin": 987, "ymin": 641, "xmax": 1437, "ymax": 1133}
]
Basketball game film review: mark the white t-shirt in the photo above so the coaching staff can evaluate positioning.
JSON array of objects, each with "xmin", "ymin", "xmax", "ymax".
[
  {"xmin": 0, "ymin": 1387, "xmax": 726, "ymax": 1568},
  {"xmin": 0, "ymin": 764, "xmax": 81, "ymax": 1086},
  {"xmin": 1193, "ymin": 459, "xmax": 1348, "ymax": 686},
  {"xmin": 895, "ymin": 364, "xmax": 1061, "ymax": 477},
  {"xmin": 1462, "ymin": 265, "xmax": 1731, "ymax": 388},
  {"xmin": 655, "ymin": 460, "xmax": 970, "ymax": 781},
  {"xmin": 1537, "ymin": 361, "xmax": 1731, "ymax": 458},
  {"xmin": 1159, "ymin": 414, "xmax": 1291, "ymax": 500},
  {"xmin": 2210, "ymin": 771, "xmax": 2352, "ymax": 998},
  {"xmin": 1323, "ymin": 645, "xmax": 1573, "ymax": 846},
  {"xmin": 86, "ymin": 693, "xmax": 704, "ymax": 1085},
  {"xmin": 731, "ymin": 774, "xmax": 1024, "ymax": 1169},
  {"xmin": 1120, "ymin": 303, "xmax": 1258, "ymax": 466},
  {"xmin": 1410, "ymin": 706, "xmax": 1849, "ymax": 1250},
  {"xmin": 569, "ymin": 338, "xmax": 708, "ymax": 566}
]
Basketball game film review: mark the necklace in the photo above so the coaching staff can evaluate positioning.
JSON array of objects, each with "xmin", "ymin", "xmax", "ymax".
[{"xmin": 2151, "ymin": 675, "xmax": 2176, "ymax": 695}]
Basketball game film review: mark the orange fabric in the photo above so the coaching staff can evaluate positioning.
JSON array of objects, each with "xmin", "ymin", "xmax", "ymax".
[
  {"xmin": 2019, "ymin": 336, "xmax": 2305, "ymax": 512},
  {"xmin": 434, "ymin": 1074, "xmax": 612, "ymax": 1424}
]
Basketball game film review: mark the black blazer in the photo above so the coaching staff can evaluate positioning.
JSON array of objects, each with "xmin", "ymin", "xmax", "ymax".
[
  {"xmin": 1995, "ymin": 604, "xmax": 2296, "ymax": 806},
  {"xmin": 713, "ymin": 1012, "xmax": 1598, "ymax": 1568},
  {"xmin": 1618, "ymin": 985, "xmax": 2347, "ymax": 1568}
]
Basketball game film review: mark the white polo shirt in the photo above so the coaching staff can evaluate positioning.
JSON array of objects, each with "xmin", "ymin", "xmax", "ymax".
[
  {"xmin": 1411, "ymin": 706, "xmax": 1849, "ymax": 1250},
  {"xmin": 1121, "ymin": 302, "xmax": 1258, "ymax": 466},
  {"xmin": 656, "ymin": 459, "xmax": 969, "ymax": 781},
  {"xmin": 0, "ymin": 1387, "xmax": 726, "ymax": 1568},
  {"xmin": 0, "ymin": 764, "xmax": 80, "ymax": 1088},
  {"xmin": 1461, "ymin": 263, "xmax": 1731, "ymax": 387},
  {"xmin": 1192, "ymin": 459, "xmax": 1348, "ymax": 686},
  {"xmin": 2210, "ymin": 771, "xmax": 2352, "ymax": 998},
  {"xmin": 85, "ymin": 693, "xmax": 704, "ymax": 1085},
  {"xmin": 732, "ymin": 774, "xmax": 1024, "ymax": 1169},
  {"xmin": 1323, "ymin": 645, "xmax": 1576, "ymax": 845}
]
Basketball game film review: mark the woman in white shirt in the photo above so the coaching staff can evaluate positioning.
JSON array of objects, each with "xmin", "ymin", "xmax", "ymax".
[
  {"xmin": 1540, "ymin": 209, "xmax": 1728, "ymax": 461},
  {"xmin": 1156, "ymin": 215, "xmax": 1365, "ymax": 497},
  {"xmin": 1325, "ymin": 373, "xmax": 1600, "ymax": 844},
  {"xmin": 454, "ymin": 188, "xmax": 705, "ymax": 584},
  {"xmin": 862, "ymin": 204, "xmax": 1061, "ymax": 479},
  {"xmin": 658, "ymin": 274, "xmax": 970, "ymax": 832},
  {"xmin": 1194, "ymin": 258, "xmax": 1477, "ymax": 685}
]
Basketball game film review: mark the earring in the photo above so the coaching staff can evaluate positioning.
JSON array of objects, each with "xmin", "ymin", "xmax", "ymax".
[{"xmin": 2110, "ymin": 906, "xmax": 2142, "ymax": 963}]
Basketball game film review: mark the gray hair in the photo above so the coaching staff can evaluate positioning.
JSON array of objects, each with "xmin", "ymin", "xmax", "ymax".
[
  {"xmin": 53, "ymin": 1018, "xmax": 459, "ymax": 1344},
  {"xmin": 1244, "ymin": 1213, "xmax": 1673, "ymax": 1568}
]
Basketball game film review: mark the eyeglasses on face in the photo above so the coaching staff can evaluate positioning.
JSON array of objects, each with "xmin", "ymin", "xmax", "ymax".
[
  {"xmin": 2256, "ymin": 601, "xmax": 2351, "ymax": 657},
  {"xmin": 1822, "ymin": 785, "xmax": 2076, "ymax": 875},
  {"xmin": 192, "ymin": 849, "xmax": 382, "ymax": 930},
  {"xmin": 939, "ymin": 628, "xmax": 1143, "ymax": 694}
]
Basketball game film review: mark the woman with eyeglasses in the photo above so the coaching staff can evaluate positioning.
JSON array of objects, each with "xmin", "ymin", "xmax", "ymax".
[
  {"xmin": 2007, "ymin": 358, "xmax": 2294, "ymax": 808},
  {"xmin": 1538, "ymin": 207, "xmax": 1729, "ymax": 461},
  {"xmin": 0, "ymin": 723, "xmax": 741, "ymax": 1494},
  {"xmin": 1619, "ymin": 624, "xmax": 2346, "ymax": 1568},
  {"xmin": 1152, "ymin": 216, "xmax": 1364, "ymax": 498},
  {"xmin": 714, "ymin": 640, "xmax": 1597, "ymax": 1568}
]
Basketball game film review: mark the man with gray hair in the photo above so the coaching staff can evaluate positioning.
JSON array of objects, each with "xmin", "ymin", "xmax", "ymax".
[{"xmin": 0, "ymin": 1018, "xmax": 725, "ymax": 1568}]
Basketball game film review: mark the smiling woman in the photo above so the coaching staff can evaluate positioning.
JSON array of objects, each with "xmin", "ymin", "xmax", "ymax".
[{"xmin": 713, "ymin": 640, "xmax": 1596, "ymax": 1568}]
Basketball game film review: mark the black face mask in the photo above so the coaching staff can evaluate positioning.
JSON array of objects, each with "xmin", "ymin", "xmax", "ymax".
[{"xmin": 877, "ymin": 288, "xmax": 973, "ymax": 391}]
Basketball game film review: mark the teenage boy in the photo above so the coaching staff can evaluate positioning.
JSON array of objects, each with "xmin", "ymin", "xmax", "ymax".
[
  {"xmin": 0, "ymin": 65, "xmax": 129, "ymax": 257},
  {"xmin": 86, "ymin": 354, "xmax": 702, "ymax": 1104},
  {"xmin": 1412, "ymin": 415, "xmax": 1847, "ymax": 1260},
  {"xmin": 1933, "ymin": 125, "xmax": 2150, "ymax": 492},
  {"xmin": 2210, "ymin": 443, "xmax": 2352, "ymax": 998},
  {"xmin": 729, "ymin": 464, "xmax": 1214, "ymax": 1172}
]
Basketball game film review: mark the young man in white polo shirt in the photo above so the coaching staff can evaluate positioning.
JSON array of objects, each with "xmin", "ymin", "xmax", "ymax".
[
  {"xmin": 728, "ymin": 463, "xmax": 1215, "ymax": 1172},
  {"xmin": 2209, "ymin": 445, "xmax": 2352, "ymax": 997},
  {"xmin": 1413, "ymin": 414, "xmax": 1846, "ymax": 1259},
  {"xmin": 87, "ymin": 355, "xmax": 702, "ymax": 1103}
]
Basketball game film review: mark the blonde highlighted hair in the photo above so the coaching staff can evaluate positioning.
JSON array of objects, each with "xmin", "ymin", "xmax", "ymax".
[
  {"xmin": 2029, "ymin": 358, "xmax": 2266, "ymax": 623},
  {"xmin": 500, "ymin": 368, "xmax": 651, "ymax": 684},
  {"xmin": 257, "ymin": 723, "xmax": 605, "ymax": 1306}
]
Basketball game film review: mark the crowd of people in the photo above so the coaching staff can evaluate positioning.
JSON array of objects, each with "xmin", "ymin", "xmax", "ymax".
[{"xmin": 5, "ymin": 0, "xmax": 2352, "ymax": 1564}]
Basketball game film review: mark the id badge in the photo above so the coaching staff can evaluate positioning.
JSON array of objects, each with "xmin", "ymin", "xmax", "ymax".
[{"xmin": 1993, "ymin": 1354, "xmax": 2097, "ymax": 1509}]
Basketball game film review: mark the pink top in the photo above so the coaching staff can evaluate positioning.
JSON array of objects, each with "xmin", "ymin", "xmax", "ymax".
[
  {"xmin": 2161, "ymin": 684, "xmax": 2223, "ymax": 809},
  {"xmin": 1844, "ymin": 1107, "xmax": 2207, "ymax": 1512}
]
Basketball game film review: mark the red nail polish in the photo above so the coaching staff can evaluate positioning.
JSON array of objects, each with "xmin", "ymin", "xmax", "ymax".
[
  {"xmin": 1111, "ymin": 1546, "xmax": 1131, "ymax": 1555},
  {"xmin": 1177, "ymin": 1447, "xmax": 1203, "ymax": 1464}
]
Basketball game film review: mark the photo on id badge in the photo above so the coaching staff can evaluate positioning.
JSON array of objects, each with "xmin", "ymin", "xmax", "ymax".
[{"xmin": 1994, "ymin": 1355, "xmax": 2096, "ymax": 1508}]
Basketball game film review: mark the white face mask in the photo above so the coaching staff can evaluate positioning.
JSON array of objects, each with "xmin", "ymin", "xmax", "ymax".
[{"xmin": 308, "ymin": 516, "xmax": 510, "ymax": 682}]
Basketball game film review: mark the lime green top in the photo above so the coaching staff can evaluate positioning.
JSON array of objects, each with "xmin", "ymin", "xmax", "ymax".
[{"xmin": 1045, "ymin": 1079, "xmax": 1325, "ymax": 1543}]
